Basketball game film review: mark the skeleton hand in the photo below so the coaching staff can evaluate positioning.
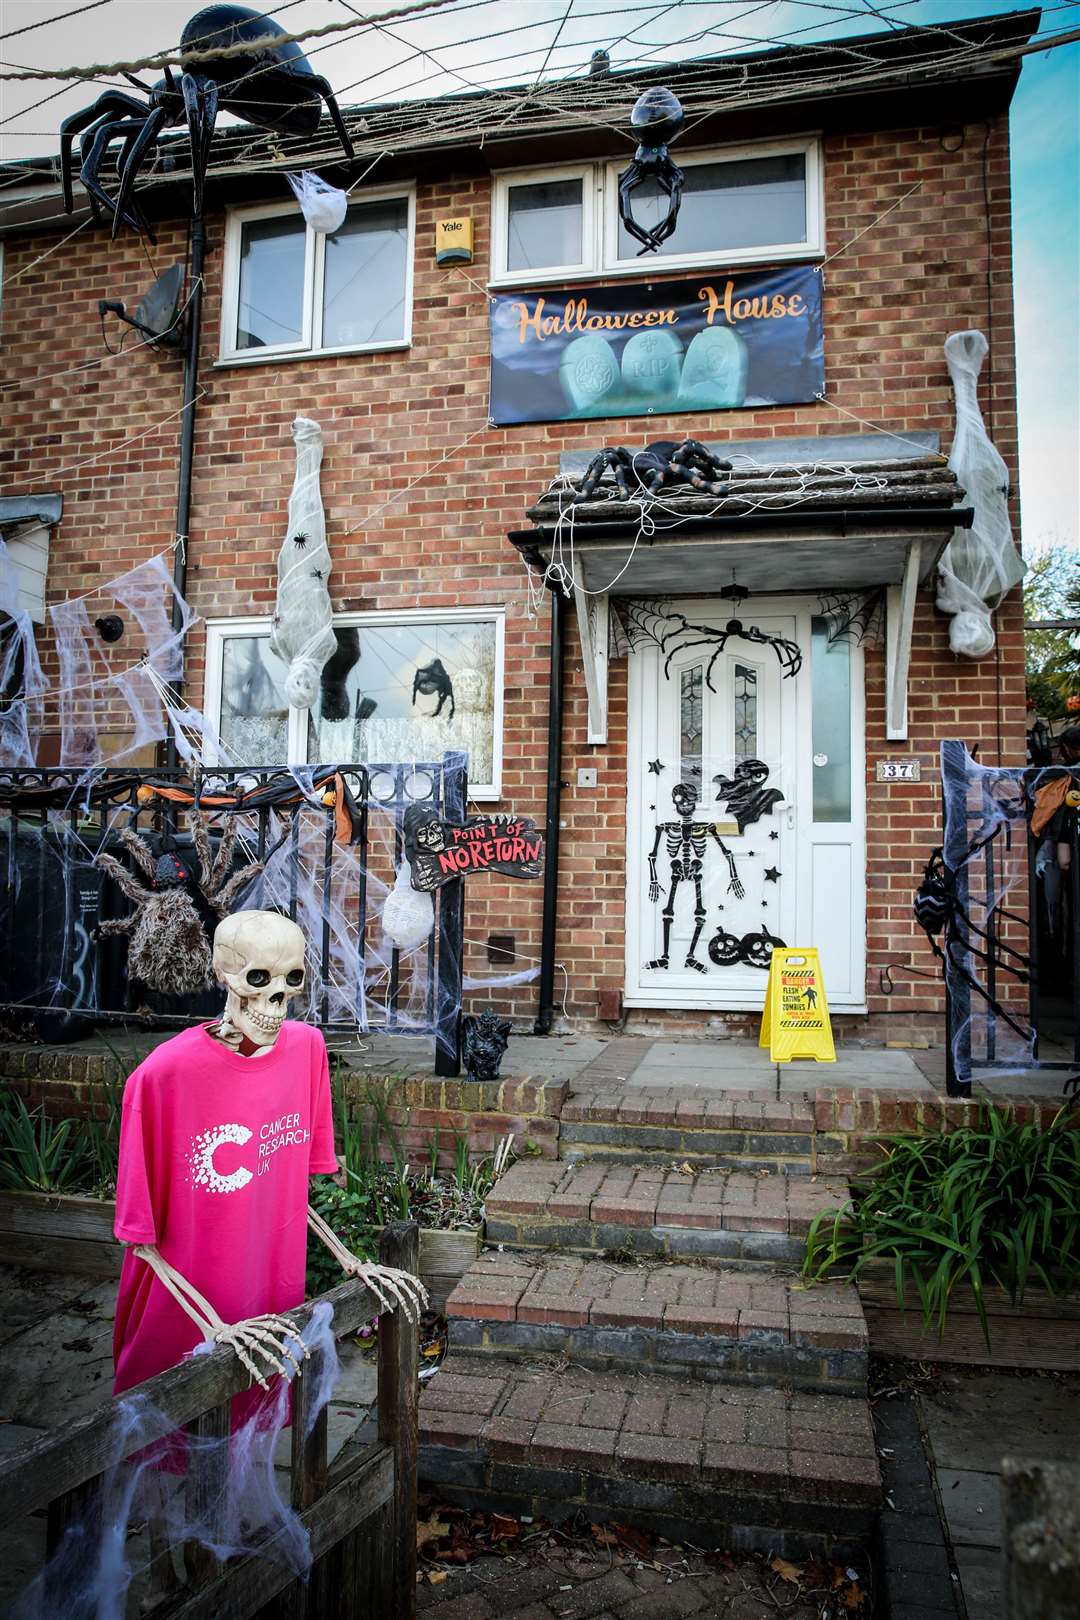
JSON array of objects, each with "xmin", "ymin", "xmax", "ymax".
[
  {"xmin": 648, "ymin": 880, "xmax": 661, "ymax": 903},
  {"xmin": 210, "ymin": 1312, "xmax": 311, "ymax": 1390},
  {"xmin": 345, "ymin": 1261, "xmax": 428, "ymax": 1324}
]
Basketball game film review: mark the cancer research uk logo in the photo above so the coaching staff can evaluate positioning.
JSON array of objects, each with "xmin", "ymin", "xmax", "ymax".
[{"xmin": 188, "ymin": 1113, "xmax": 311, "ymax": 1194}]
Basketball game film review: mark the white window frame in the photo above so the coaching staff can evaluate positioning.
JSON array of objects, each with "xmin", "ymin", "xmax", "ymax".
[
  {"xmin": 490, "ymin": 161, "xmax": 596, "ymax": 285},
  {"xmin": 489, "ymin": 136, "xmax": 823, "ymax": 287},
  {"xmin": 203, "ymin": 606, "xmax": 506, "ymax": 800},
  {"xmin": 218, "ymin": 186, "xmax": 416, "ymax": 365}
]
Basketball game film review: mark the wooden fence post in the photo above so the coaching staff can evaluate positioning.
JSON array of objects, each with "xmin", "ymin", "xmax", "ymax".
[{"xmin": 378, "ymin": 1222, "xmax": 420, "ymax": 1620}]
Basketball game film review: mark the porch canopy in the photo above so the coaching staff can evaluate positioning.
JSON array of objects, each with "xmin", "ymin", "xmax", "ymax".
[{"xmin": 508, "ymin": 432, "xmax": 971, "ymax": 745}]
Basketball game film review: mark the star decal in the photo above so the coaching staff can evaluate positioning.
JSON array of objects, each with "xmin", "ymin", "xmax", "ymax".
[
  {"xmin": 687, "ymin": 764, "xmax": 702, "ymax": 778},
  {"xmin": 648, "ymin": 759, "xmax": 665, "ymax": 775},
  {"xmin": 769, "ymin": 830, "xmax": 779, "ymax": 841},
  {"xmin": 764, "ymin": 866, "xmax": 781, "ymax": 883}
]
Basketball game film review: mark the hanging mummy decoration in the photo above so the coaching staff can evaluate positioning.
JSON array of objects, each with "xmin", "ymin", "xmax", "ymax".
[
  {"xmin": 270, "ymin": 416, "xmax": 336, "ymax": 709},
  {"xmin": 646, "ymin": 781, "xmax": 743, "ymax": 973},
  {"xmin": 617, "ymin": 87, "xmax": 686, "ymax": 255}
]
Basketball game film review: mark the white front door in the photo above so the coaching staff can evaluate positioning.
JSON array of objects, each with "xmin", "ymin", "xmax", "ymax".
[{"xmin": 624, "ymin": 597, "xmax": 866, "ymax": 1012}]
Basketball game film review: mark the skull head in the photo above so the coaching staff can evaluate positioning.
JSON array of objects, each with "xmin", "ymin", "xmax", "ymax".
[{"xmin": 212, "ymin": 910, "xmax": 306, "ymax": 1048}]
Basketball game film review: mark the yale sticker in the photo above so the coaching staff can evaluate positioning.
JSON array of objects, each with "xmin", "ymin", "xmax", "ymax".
[
  {"xmin": 436, "ymin": 217, "xmax": 473, "ymax": 265},
  {"xmin": 759, "ymin": 947, "xmax": 836, "ymax": 1063}
]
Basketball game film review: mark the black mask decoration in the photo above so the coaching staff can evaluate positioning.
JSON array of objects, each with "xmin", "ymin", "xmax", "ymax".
[{"xmin": 713, "ymin": 758, "xmax": 785, "ymax": 832}]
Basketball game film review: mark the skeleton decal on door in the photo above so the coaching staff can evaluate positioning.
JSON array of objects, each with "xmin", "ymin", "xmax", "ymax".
[{"xmin": 646, "ymin": 781, "xmax": 745, "ymax": 973}]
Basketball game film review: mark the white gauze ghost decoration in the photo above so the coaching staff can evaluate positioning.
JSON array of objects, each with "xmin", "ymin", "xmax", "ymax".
[
  {"xmin": 270, "ymin": 416, "xmax": 337, "ymax": 708},
  {"xmin": 381, "ymin": 861, "xmax": 434, "ymax": 953},
  {"xmin": 213, "ymin": 909, "xmax": 307, "ymax": 1047}
]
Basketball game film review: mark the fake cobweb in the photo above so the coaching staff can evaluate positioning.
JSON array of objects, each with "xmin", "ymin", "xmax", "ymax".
[
  {"xmin": 12, "ymin": 1303, "xmax": 338, "ymax": 1620},
  {"xmin": 0, "ymin": 538, "xmax": 49, "ymax": 770},
  {"xmin": 923, "ymin": 743, "xmax": 1078, "ymax": 1080}
]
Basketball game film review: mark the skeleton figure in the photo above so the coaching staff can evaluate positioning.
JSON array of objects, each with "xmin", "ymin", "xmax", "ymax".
[
  {"xmin": 412, "ymin": 657, "xmax": 455, "ymax": 721},
  {"xmin": 119, "ymin": 911, "xmax": 426, "ymax": 1403},
  {"xmin": 647, "ymin": 782, "xmax": 745, "ymax": 973}
]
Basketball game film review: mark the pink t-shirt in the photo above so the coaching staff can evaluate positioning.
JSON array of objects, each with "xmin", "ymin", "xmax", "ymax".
[{"xmin": 113, "ymin": 1021, "xmax": 338, "ymax": 1415}]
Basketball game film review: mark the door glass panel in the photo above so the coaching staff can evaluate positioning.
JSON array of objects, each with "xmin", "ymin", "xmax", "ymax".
[
  {"xmin": 236, "ymin": 215, "xmax": 305, "ymax": 349},
  {"xmin": 733, "ymin": 663, "xmax": 758, "ymax": 758},
  {"xmin": 616, "ymin": 153, "xmax": 806, "ymax": 260},
  {"xmin": 218, "ymin": 635, "xmax": 290, "ymax": 763},
  {"xmin": 811, "ymin": 617, "xmax": 852, "ymax": 821},
  {"xmin": 680, "ymin": 664, "xmax": 703, "ymax": 782},
  {"xmin": 322, "ymin": 198, "xmax": 409, "ymax": 347},
  {"xmin": 507, "ymin": 178, "xmax": 583, "ymax": 271}
]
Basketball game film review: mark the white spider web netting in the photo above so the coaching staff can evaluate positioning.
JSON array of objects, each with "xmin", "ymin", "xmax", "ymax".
[
  {"xmin": 12, "ymin": 1302, "xmax": 339, "ymax": 1620},
  {"xmin": 931, "ymin": 744, "xmax": 1079, "ymax": 1081},
  {"xmin": 0, "ymin": 538, "xmax": 49, "ymax": 769}
]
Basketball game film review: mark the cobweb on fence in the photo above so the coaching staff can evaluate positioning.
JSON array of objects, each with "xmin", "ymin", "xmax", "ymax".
[
  {"xmin": 12, "ymin": 1303, "xmax": 338, "ymax": 1620},
  {"xmin": 922, "ymin": 744, "xmax": 1078, "ymax": 1078}
]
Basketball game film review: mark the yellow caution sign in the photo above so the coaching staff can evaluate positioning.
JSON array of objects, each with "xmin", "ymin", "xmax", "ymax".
[{"xmin": 759, "ymin": 947, "xmax": 836, "ymax": 1063}]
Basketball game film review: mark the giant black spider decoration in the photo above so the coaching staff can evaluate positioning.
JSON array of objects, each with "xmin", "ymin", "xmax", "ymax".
[
  {"xmin": 60, "ymin": 5, "xmax": 355, "ymax": 239},
  {"xmin": 617, "ymin": 87, "xmax": 685, "ymax": 255},
  {"xmin": 572, "ymin": 439, "xmax": 732, "ymax": 505},
  {"xmin": 625, "ymin": 599, "xmax": 804, "ymax": 684}
]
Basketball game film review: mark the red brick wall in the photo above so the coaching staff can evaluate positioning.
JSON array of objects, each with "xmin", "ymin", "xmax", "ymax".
[{"xmin": 0, "ymin": 116, "xmax": 1025, "ymax": 1035}]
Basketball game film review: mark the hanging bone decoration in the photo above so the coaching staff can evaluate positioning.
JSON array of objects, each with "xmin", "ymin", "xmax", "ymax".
[
  {"xmin": 270, "ymin": 416, "xmax": 337, "ymax": 710},
  {"xmin": 647, "ymin": 781, "xmax": 744, "ymax": 973},
  {"xmin": 936, "ymin": 330, "xmax": 1024, "ymax": 658},
  {"xmin": 624, "ymin": 598, "xmax": 803, "ymax": 683},
  {"xmin": 712, "ymin": 758, "xmax": 786, "ymax": 832},
  {"xmin": 95, "ymin": 811, "xmax": 262, "ymax": 994},
  {"xmin": 617, "ymin": 86, "xmax": 686, "ymax": 255}
]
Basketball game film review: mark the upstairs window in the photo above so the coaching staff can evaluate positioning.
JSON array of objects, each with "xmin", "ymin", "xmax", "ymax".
[
  {"xmin": 220, "ymin": 189, "xmax": 415, "ymax": 363},
  {"xmin": 491, "ymin": 138, "xmax": 821, "ymax": 285}
]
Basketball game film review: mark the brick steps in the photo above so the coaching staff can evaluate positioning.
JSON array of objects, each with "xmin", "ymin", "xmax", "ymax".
[
  {"xmin": 484, "ymin": 1159, "xmax": 849, "ymax": 1265},
  {"xmin": 447, "ymin": 1250, "xmax": 868, "ymax": 1392},
  {"xmin": 419, "ymin": 1353, "xmax": 880, "ymax": 1560},
  {"xmin": 560, "ymin": 1089, "xmax": 823, "ymax": 1173}
]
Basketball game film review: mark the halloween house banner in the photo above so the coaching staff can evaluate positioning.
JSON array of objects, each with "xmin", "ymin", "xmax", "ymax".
[{"xmin": 489, "ymin": 264, "xmax": 824, "ymax": 427}]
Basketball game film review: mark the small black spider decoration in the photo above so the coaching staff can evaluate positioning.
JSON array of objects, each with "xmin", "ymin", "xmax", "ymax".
[
  {"xmin": 412, "ymin": 657, "xmax": 455, "ymax": 721},
  {"xmin": 59, "ymin": 4, "xmax": 355, "ymax": 238},
  {"xmin": 617, "ymin": 87, "xmax": 686, "ymax": 255},
  {"xmin": 96, "ymin": 812, "xmax": 262, "ymax": 994},
  {"xmin": 572, "ymin": 439, "xmax": 732, "ymax": 505}
]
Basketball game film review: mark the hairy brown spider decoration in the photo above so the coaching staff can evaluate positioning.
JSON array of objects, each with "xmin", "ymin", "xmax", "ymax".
[
  {"xmin": 96, "ymin": 812, "xmax": 262, "ymax": 994},
  {"xmin": 572, "ymin": 439, "xmax": 731, "ymax": 505}
]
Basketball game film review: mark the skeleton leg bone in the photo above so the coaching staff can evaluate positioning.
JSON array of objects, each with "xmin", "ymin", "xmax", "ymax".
[{"xmin": 685, "ymin": 868, "xmax": 709, "ymax": 973}]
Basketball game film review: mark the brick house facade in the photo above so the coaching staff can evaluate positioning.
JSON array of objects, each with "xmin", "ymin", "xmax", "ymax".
[{"xmin": 0, "ymin": 10, "xmax": 1033, "ymax": 1043}]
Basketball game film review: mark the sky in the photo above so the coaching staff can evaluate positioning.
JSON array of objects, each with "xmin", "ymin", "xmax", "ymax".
[{"xmin": 1, "ymin": 0, "xmax": 1077, "ymax": 551}]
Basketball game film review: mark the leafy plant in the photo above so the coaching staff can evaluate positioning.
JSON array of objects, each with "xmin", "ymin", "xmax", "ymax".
[
  {"xmin": 306, "ymin": 1178, "xmax": 378, "ymax": 1297},
  {"xmin": 802, "ymin": 1107, "xmax": 1080, "ymax": 1348},
  {"xmin": 0, "ymin": 1092, "xmax": 96, "ymax": 1195}
]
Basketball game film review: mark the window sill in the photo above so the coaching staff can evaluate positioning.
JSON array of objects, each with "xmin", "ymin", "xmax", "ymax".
[
  {"xmin": 215, "ymin": 339, "xmax": 411, "ymax": 370},
  {"xmin": 488, "ymin": 244, "xmax": 824, "ymax": 291}
]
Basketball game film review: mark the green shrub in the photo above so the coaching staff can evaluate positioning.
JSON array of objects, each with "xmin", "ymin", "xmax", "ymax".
[
  {"xmin": 0, "ymin": 1092, "xmax": 96, "ymax": 1195},
  {"xmin": 802, "ymin": 1106, "xmax": 1080, "ymax": 1348}
]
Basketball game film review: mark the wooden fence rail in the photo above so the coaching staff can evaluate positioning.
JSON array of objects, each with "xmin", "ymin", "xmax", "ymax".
[{"xmin": 0, "ymin": 1223, "xmax": 420, "ymax": 1619}]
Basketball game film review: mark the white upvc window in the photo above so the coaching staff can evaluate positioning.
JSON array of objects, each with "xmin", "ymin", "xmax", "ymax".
[
  {"xmin": 218, "ymin": 187, "xmax": 416, "ymax": 364},
  {"xmin": 204, "ymin": 607, "xmax": 506, "ymax": 800},
  {"xmin": 489, "ymin": 137, "xmax": 823, "ymax": 286}
]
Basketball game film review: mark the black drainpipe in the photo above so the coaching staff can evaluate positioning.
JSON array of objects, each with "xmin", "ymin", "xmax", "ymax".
[
  {"xmin": 534, "ymin": 582, "xmax": 566, "ymax": 1034},
  {"xmin": 165, "ymin": 213, "xmax": 207, "ymax": 768}
]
